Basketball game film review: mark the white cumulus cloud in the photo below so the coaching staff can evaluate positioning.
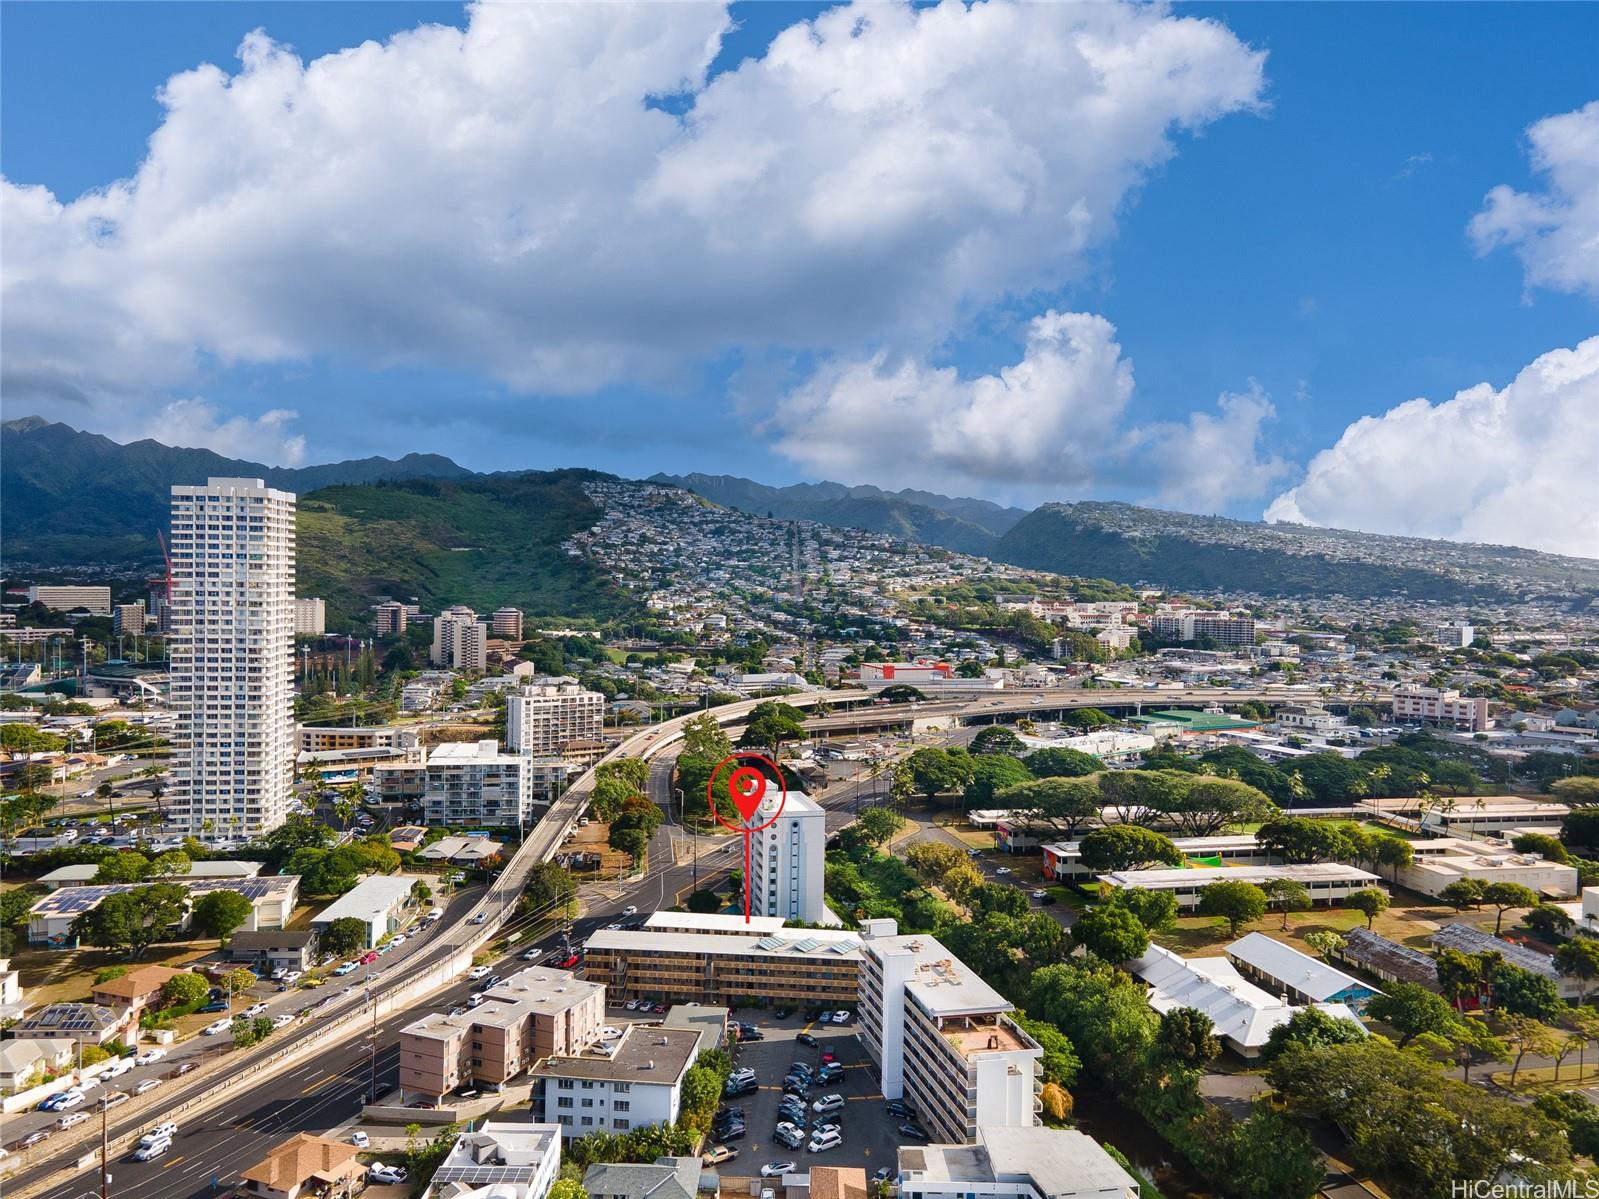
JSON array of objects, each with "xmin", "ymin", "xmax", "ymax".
[
  {"xmin": 1131, "ymin": 384, "xmax": 1290, "ymax": 513},
  {"xmin": 1, "ymin": 0, "xmax": 1265, "ymax": 435},
  {"xmin": 1469, "ymin": 101, "xmax": 1599, "ymax": 299},
  {"xmin": 136, "ymin": 399, "xmax": 308, "ymax": 466},
  {"xmin": 1265, "ymin": 337, "xmax": 1599, "ymax": 558},
  {"xmin": 769, "ymin": 311, "xmax": 1289, "ymax": 510}
]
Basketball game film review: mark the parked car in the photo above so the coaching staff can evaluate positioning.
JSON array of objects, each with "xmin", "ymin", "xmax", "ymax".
[
  {"xmin": 21, "ymin": 1130, "xmax": 51, "ymax": 1148},
  {"xmin": 812, "ymin": 1095, "xmax": 844, "ymax": 1114},
  {"xmin": 134, "ymin": 1049, "xmax": 166, "ymax": 1067},
  {"xmin": 202, "ymin": 1019, "xmax": 232, "ymax": 1035},
  {"xmin": 332, "ymin": 962, "xmax": 359, "ymax": 977},
  {"xmin": 134, "ymin": 1078, "xmax": 162, "ymax": 1096},
  {"xmin": 807, "ymin": 1135, "xmax": 841, "ymax": 1154},
  {"xmin": 242, "ymin": 1002, "xmax": 269, "ymax": 1018},
  {"xmin": 272, "ymin": 1013, "xmax": 295, "ymax": 1029},
  {"xmin": 557, "ymin": 954, "xmax": 580, "ymax": 969},
  {"xmin": 173, "ymin": 1061, "xmax": 198, "ymax": 1076},
  {"xmin": 103, "ymin": 1056, "xmax": 135, "ymax": 1077},
  {"xmin": 57, "ymin": 1111, "xmax": 91, "ymax": 1131},
  {"xmin": 994, "ymin": 867, "xmax": 1013, "ymax": 877},
  {"xmin": 349, "ymin": 1131, "xmax": 370, "ymax": 1148},
  {"xmin": 796, "ymin": 1033, "xmax": 818, "ymax": 1048},
  {"xmin": 885, "ymin": 1100, "xmax": 915, "ymax": 1119},
  {"xmin": 369, "ymin": 1164, "xmax": 409, "ymax": 1185},
  {"xmin": 199, "ymin": 1000, "xmax": 230, "ymax": 1013},
  {"xmin": 99, "ymin": 1091, "xmax": 130, "ymax": 1111},
  {"xmin": 762, "ymin": 1162, "xmax": 797, "ymax": 1178},
  {"xmin": 703, "ymin": 1146, "xmax": 739, "ymax": 1166},
  {"xmin": 898, "ymin": 1123, "xmax": 930, "ymax": 1141}
]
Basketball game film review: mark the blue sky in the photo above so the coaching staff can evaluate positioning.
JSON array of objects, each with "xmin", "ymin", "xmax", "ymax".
[{"xmin": 3, "ymin": 2, "xmax": 1595, "ymax": 554}]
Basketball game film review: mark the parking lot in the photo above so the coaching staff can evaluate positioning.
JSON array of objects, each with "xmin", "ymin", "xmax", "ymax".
[{"xmin": 713, "ymin": 1008, "xmax": 907, "ymax": 1181}]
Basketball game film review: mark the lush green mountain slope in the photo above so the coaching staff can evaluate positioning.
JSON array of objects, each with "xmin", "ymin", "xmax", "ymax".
[
  {"xmin": 650, "ymin": 472, "xmax": 1011, "ymax": 553},
  {"xmin": 297, "ymin": 474, "xmax": 631, "ymax": 627},
  {"xmin": 2, "ymin": 417, "xmax": 472, "ymax": 566},
  {"xmin": 994, "ymin": 503, "xmax": 1599, "ymax": 601}
]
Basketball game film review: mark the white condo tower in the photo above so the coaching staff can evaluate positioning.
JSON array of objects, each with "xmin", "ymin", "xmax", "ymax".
[{"xmin": 168, "ymin": 478, "xmax": 298, "ymax": 838}]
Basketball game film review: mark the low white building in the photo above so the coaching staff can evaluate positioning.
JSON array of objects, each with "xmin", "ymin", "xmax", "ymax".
[
  {"xmin": 533, "ymin": 1025, "xmax": 701, "ymax": 1139},
  {"xmin": 1392, "ymin": 687, "xmax": 1489, "ymax": 732},
  {"xmin": 1042, "ymin": 835, "xmax": 1269, "ymax": 883},
  {"xmin": 1395, "ymin": 837, "xmax": 1578, "ymax": 899},
  {"xmin": 898, "ymin": 1126, "xmax": 1139, "ymax": 1199},
  {"xmin": 1225, "ymin": 932, "xmax": 1382, "ymax": 1012},
  {"xmin": 1275, "ymin": 705, "xmax": 1345, "ymax": 733},
  {"xmin": 421, "ymin": 1120, "xmax": 561, "ymax": 1199},
  {"xmin": 27, "ymin": 876, "xmax": 300, "ymax": 946},
  {"xmin": 310, "ymin": 874, "xmax": 419, "ymax": 948},
  {"xmin": 1101, "ymin": 863, "xmax": 1383, "ymax": 911},
  {"xmin": 1129, "ymin": 944, "xmax": 1365, "ymax": 1059}
]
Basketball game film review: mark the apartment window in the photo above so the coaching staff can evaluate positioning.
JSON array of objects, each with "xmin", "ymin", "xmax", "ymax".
[
  {"xmin": 581, "ymin": 1098, "xmax": 593, "ymax": 1108},
  {"xmin": 557, "ymin": 1098, "xmax": 573, "ymax": 1109},
  {"xmin": 558, "ymin": 1079, "xmax": 574, "ymax": 1089},
  {"xmin": 581, "ymin": 1117, "xmax": 593, "ymax": 1127},
  {"xmin": 615, "ymin": 1119, "xmax": 630, "ymax": 1130},
  {"xmin": 614, "ymin": 1101, "xmax": 630, "ymax": 1112}
]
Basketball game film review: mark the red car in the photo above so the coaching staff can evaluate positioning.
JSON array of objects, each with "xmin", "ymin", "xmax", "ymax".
[
  {"xmin": 558, "ymin": 954, "xmax": 580, "ymax": 969},
  {"xmin": 360, "ymin": 951, "xmax": 379, "ymax": 965}
]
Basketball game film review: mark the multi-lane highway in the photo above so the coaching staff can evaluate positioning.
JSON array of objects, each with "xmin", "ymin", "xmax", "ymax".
[{"xmin": 4, "ymin": 689, "xmax": 870, "ymax": 1198}]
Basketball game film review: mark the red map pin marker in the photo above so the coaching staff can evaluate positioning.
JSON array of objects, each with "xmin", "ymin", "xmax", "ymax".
[{"xmin": 708, "ymin": 754, "xmax": 787, "ymax": 923}]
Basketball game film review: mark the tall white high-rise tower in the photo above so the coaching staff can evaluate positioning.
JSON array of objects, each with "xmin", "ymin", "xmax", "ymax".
[{"xmin": 169, "ymin": 478, "xmax": 297, "ymax": 838}]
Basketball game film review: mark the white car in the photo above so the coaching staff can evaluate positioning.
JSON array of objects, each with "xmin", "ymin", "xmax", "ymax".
[
  {"xmin": 369, "ymin": 1164, "xmax": 410, "ymax": 1185},
  {"xmin": 621, "ymin": 905, "xmax": 638, "ymax": 916},
  {"xmin": 202, "ymin": 1018, "xmax": 232, "ymax": 1035},
  {"xmin": 466, "ymin": 994, "xmax": 485, "ymax": 1008},
  {"xmin": 467, "ymin": 965, "xmax": 491, "ymax": 980},
  {"xmin": 133, "ymin": 1138, "xmax": 170, "ymax": 1161},
  {"xmin": 103, "ymin": 1056, "xmax": 135, "ymax": 1077},
  {"xmin": 761, "ymin": 1163, "xmax": 797, "ymax": 1178},
  {"xmin": 283, "ymin": 971, "xmax": 303, "ymax": 984},
  {"xmin": 270, "ymin": 967, "xmax": 288, "ymax": 981},
  {"xmin": 350, "ymin": 1131, "xmax": 370, "ymax": 1148},
  {"xmin": 141, "ymin": 1122, "xmax": 178, "ymax": 1145},
  {"xmin": 134, "ymin": 1049, "xmax": 166, "ymax": 1067},
  {"xmin": 831, "ymin": 1011, "xmax": 851, "ymax": 1024},
  {"xmin": 808, "ymin": 1136, "xmax": 841, "ymax": 1154},
  {"xmin": 602, "ymin": 1026, "xmax": 623, "ymax": 1039},
  {"xmin": 134, "ymin": 1078, "xmax": 162, "ymax": 1096},
  {"xmin": 1030, "ymin": 890, "xmax": 1048, "ymax": 900},
  {"xmin": 470, "ymin": 912, "xmax": 487, "ymax": 925},
  {"xmin": 272, "ymin": 1014, "xmax": 295, "ymax": 1029},
  {"xmin": 390, "ymin": 934, "xmax": 407, "ymax": 946},
  {"xmin": 57, "ymin": 1111, "xmax": 91, "ymax": 1130},
  {"xmin": 812, "ymin": 1094, "xmax": 844, "ymax": 1113},
  {"xmin": 994, "ymin": 867, "xmax": 1013, "ymax": 876},
  {"xmin": 76, "ymin": 1076, "xmax": 102, "ymax": 1091}
]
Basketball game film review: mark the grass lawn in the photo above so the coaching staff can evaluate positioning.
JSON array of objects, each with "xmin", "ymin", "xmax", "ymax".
[
  {"xmin": 12, "ymin": 940, "xmax": 220, "ymax": 1010},
  {"xmin": 1151, "ymin": 898, "xmax": 1453, "ymax": 958},
  {"xmin": 1491, "ymin": 1063, "xmax": 1599, "ymax": 1093},
  {"xmin": 937, "ymin": 821, "xmax": 997, "ymax": 850}
]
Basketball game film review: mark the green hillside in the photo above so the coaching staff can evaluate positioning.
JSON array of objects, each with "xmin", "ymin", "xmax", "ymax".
[{"xmin": 297, "ymin": 474, "xmax": 632, "ymax": 627}]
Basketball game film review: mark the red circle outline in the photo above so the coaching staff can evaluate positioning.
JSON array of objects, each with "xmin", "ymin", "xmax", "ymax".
[{"xmin": 707, "ymin": 753, "xmax": 788, "ymax": 832}]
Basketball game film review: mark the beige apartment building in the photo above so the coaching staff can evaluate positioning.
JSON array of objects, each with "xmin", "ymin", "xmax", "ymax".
[
  {"xmin": 400, "ymin": 967, "xmax": 605, "ymax": 1099},
  {"xmin": 583, "ymin": 917, "xmax": 862, "ymax": 1007}
]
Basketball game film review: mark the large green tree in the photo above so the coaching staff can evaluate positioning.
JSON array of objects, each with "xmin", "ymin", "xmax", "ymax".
[
  {"xmin": 69, "ymin": 882, "xmax": 188, "ymax": 956},
  {"xmin": 902, "ymin": 748, "xmax": 975, "ymax": 802},
  {"xmin": 191, "ymin": 889, "xmax": 255, "ymax": 945},
  {"xmin": 1365, "ymin": 982, "xmax": 1460, "ymax": 1047},
  {"xmin": 1077, "ymin": 826, "xmax": 1183, "ymax": 873},
  {"xmin": 995, "ymin": 776, "xmax": 1102, "ymax": 839},
  {"xmin": 1196, "ymin": 880, "xmax": 1267, "ymax": 936},
  {"xmin": 1070, "ymin": 904, "xmax": 1150, "ymax": 962}
]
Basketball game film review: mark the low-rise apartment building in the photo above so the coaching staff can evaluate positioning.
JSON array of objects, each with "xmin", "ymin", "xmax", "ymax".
[
  {"xmin": 859, "ymin": 924, "xmax": 1041, "ymax": 1146},
  {"xmin": 897, "ymin": 1126, "xmax": 1139, "ymax": 1199},
  {"xmin": 423, "ymin": 739, "xmax": 536, "ymax": 828},
  {"xmin": 400, "ymin": 968, "xmax": 605, "ymax": 1099},
  {"xmin": 582, "ymin": 920, "xmax": 862, "ymax": 1007},
  {"xmin": 533, "ymin": 1025, "xmax": 701, "ymax": 1139},
  {"xmin": 507, "ymin": 678, "xmax": 606, "ymax": 755},
  {"xmin": 297, "ymin": 724, "xmax": 420, "ymax": 754},
  {"xmin": 1392, "ymin": 686, "xmax": 1490, "ymax": 731}
]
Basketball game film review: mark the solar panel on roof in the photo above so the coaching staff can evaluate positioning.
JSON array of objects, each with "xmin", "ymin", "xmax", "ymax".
[
  {"xmin": 830, "ymin": 940, "xmax": 859, "ymax": 954},
  {"xmin": 791, "ymin": 937, "xmax": 823, "ymax": 953},
  {"xmin": 754, "ymin": 936, "xmax": 785, "ymax": 951}
]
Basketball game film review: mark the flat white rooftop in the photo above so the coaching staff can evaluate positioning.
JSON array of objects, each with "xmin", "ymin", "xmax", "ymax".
[
  {"xmin": 585, "ymin": 926, "xmax": 865, "ymax": 960},
  {"xmin": 1103, "ymin": 863, "xmax": 1380, "ymax": 889},
  {"xmin": 870, "ymin": 934, "xmax": 1013, "ymax": 1018}
]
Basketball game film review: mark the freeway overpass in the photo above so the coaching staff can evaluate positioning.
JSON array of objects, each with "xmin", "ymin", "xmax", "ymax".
[{"xmin": 802, "ymin": 685, "xmax": 1392, "ymax": 735}]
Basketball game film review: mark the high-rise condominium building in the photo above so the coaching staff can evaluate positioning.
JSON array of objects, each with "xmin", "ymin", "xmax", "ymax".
[
  {"xmin": 169, "ymin": 478, "xmax": 297, "ymax": 838},
  {"xmin": 112, "ymin": 602, "xmax": 147, "ymax": 636},
  {"xmin": 373, "ymin": 601, "xmax": 408, "ymax": 638},
  {"xmin": 490, "ymin": 607, "xmax": 524, "ymax": 639},
  {"xmin": 749, "ymin": 787, "xmax": 827, "ymax": 923},
  {"xmin": 506, "ymin": 677, "xmax": 605, "ymax": 755},
  {"xmin": 431, "ymin": 606, "xmax": 487, "ymax": 671},
  {"xmin": 293, "ymin": 597, "xmax": 326, "ymax": 636}
]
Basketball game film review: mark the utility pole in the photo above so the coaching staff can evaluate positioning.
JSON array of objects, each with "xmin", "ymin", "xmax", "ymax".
[
  {"xmin": 369, "ymin": 995, "xmax": 380, "ymax": 1101},
  {"xmin": 101, "ymin": 1096, "xmax": 110, "ymax": 1199}
]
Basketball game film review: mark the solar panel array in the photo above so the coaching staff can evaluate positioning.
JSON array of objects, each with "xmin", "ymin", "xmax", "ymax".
[
  {"xmin": 434, "ymin": 1166, "xmax": 541, "ymax": 1187},
  {"xmin": 754, "ymin": 936, "xmax": 785, "ymax": 951},
  {"xmin": 791, "ymin": 937, "xmax": 823, "ymax": 953}
]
